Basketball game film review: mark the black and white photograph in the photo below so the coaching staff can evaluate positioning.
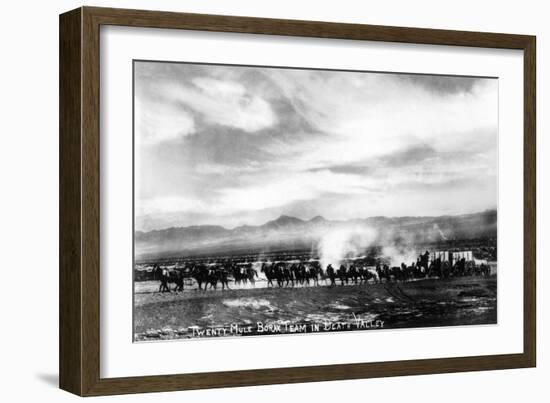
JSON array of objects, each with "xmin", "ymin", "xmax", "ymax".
[
  {"xmin": 1, "ymin": 0, "xmax": 545, "ymax": 400},
  {"xmin": 132, "ymin": 60, "xmax": 498, "ymax": 342}
]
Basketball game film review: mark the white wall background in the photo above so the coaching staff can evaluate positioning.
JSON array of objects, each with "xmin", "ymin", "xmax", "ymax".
[{"xmin": 0, "ymin": 0, "xmax": 546, "ymax": 401}]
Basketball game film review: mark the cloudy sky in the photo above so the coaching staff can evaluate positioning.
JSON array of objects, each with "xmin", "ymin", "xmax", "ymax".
[{"xmin": 134, "ymin": 61, "xmax": 498, "ymax": 231}]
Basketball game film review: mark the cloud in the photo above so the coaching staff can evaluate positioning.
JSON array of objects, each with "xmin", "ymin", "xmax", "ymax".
[
  {"xmin": 378, "ymin": 144, "xmax": 437, "ymax": 167},
  {"xmin": 397, "ymin": 74, "xmax": 481, "ymax": 95},
  {"xmin": 134, "ymin": 63, "xmax": 279, "ymax": 150},
  {"xmin": 180, "ymin": 76, "xmax": 277, "ymax": 132},
  {"xmin": 218, "ymin": 169, "xmax": 374, "ymax": 214},
  {"xmin": 133, "ymin": 62, "xmax": 498, "ymax": 230},
  {"xmin": 136, "ymin": 196, "xmax": 209, "ymax": 217},
  {"xmin": 135, "ymin": 97, "xmax": 195, "ymax": 145}
]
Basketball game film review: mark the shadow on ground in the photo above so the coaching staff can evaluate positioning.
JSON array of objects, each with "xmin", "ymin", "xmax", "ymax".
[{"xmin": 35, "ymin": 373, "xmax": 58, "ymax": 388}]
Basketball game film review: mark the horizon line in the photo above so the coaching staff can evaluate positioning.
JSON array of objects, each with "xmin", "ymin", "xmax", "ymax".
[{"xmin": 135, "ymin": 208, "xmax": 497, "ymax": 234}]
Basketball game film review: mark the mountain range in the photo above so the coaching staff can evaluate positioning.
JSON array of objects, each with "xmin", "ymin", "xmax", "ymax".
[{"xmin": 135, "ymin": 210, "xmax": 497, "ymax": 260}]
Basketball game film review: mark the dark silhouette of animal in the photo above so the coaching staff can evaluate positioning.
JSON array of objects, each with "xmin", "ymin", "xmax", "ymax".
[
  {"xmin": 153, "ymin": 265, "xmax": 184, "ymax": 292},
  {"xmin": 171, "ymin": 270, "xmax": 184, "ymax": 291},
  {"xmin": 326, "ymin": 264, "xmax": 336, "ymax": 286},
  {"xmin": 204, "ymin": 268, "xmax": 230, "ymax": 290},
  {"xmin": 361, "ymin": 267, "xmax": 378, "ymax": 283},
  {"xmin": 231, "ymin": 265, "xmax": 246, "ymax": 286},
  {"xmin": 309, "ymin": 263, "xmax": 323, "ymax": 286},
  {"xmin": 261, "ymin": 263, "xmax": 282, "ymax": 287},
  {"xmin": 376, "ymin": 264, "xmax": 392, "ymax": 283},
  {"xmin": 337, "ymin": 265, "xmax": 348, "ymax": 285},
  {"xmin": 348, "ymin": 264, "xmax": 359, "ymax": 284},
  {"xmin": 153, "ymin": 265, "xmax": 170, "ymax": 292},
  {"xmin": 283, "ymin": 265, "xmax": 294, "ymax": 287},
  {"xmin": 191, "ymin": 265, "xmax": 210, "ymax": 290},
  {"xmin": 246, "ymin": 266, "xmax": 258, "ymax": 286}
]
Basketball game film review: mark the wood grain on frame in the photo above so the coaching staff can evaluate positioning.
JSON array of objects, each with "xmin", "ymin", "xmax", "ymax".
[
  {"xmin": 59, "ymin": 6, "xmax": 536, "ymax": 396},
  {"xmin": 59, "ymin": 7, "xmax": 82, "ymax": 395}
]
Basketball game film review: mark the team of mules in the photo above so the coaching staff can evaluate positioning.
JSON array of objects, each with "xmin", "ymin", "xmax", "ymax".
[
  {"xmin": 153, "ymin": 263, "xmax": 257, "ymax": 293},
  {"xmin": 261, "ymin": 262, "xmax": 324, "ymax": 287},
  {"xmin": 151, "ymin": 251, "xmax": 491, "ymax": 293}
]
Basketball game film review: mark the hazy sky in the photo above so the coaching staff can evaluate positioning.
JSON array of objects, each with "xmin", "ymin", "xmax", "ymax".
[{"xmin": 134, "ymin": 61, "xmax": 498, "ymax": 231}]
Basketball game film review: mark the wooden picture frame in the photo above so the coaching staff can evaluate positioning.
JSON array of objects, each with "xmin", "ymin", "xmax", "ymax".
[{"xmin": 59, "ymin": 6, "xmax": 536, "ymax": 396}]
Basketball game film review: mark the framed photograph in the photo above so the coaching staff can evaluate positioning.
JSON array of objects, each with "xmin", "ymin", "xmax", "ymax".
[{"xmin": 59, "ymin": 6, "xmax": 536, "ymax": 396}]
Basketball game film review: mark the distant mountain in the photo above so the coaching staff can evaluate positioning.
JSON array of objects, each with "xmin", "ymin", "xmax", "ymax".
[
  {"xmin": 135, "ymin": 225, "xmax": 229, "ymax": 244},
  {"xmin": 135, "ymin": 210, "xmax": 497, "ymax": 260},
  {"xmin": 309, "ymin": 215, "xmax": 327, "ymax": 224},
  {"xmin": 263, "ymin": 215, "xmax": 306, "ymax": 229}
]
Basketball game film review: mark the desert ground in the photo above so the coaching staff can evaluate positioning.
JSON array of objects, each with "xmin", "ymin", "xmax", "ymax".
[{"xmin": 134, "ymin": 275, "xmax": 496, "ymax": 341}]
